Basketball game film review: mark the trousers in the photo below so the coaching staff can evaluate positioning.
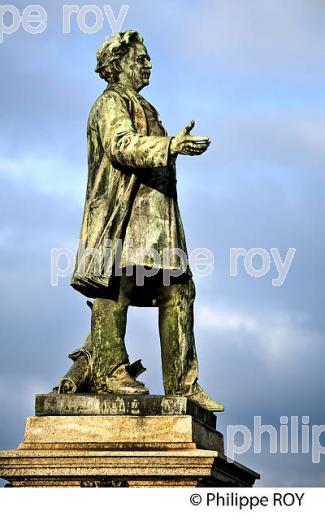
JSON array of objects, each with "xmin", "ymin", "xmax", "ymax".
[{"xmin": 91, "ymin": 272, "xmax": 199, "ymax": 395}]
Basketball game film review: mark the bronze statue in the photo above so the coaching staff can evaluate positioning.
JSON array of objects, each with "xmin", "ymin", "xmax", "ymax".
[{"xmin": 57, "ymin": 31, "xmax": 224, "ymax": 412}]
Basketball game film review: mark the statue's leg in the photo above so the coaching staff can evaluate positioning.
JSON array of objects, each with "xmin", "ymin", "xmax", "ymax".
[
  {"xmin": 157, "ymin": 277, "xmax": 199, "ymax": 396},
  {"xmin": 157, "ymin": 276, "xmax": 224, "ymax": 411},
  {"xmin": 91, "ymin": 275, "xmax": 148, "ymax": 394}
]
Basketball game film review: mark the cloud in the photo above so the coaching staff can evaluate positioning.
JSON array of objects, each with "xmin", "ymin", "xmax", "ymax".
[
  {"xmin": 0, "ymin": 155, "xmax": 86, "ymax": 201},
  {"xmin": 172, "ymin": 0, "xmax": 325, "ymax": 75},
  {"xmin": 196, "ymin": 304, "xmax": 322, "ymax": 363}
]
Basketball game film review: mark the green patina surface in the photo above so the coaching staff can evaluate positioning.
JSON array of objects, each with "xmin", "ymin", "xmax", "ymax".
[{"xmin": 56, "ymin": 31, "xmax": 223, "ymax": 410}]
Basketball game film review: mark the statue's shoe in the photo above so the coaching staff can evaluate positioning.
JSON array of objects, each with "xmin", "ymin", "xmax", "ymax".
[
  {"xmin": 188, "ymin": 384, "xmax": 224, "ymax": 412},
  {"xmin": 98, "ymin": 364, "xmax": 149, "ymax": 395}
]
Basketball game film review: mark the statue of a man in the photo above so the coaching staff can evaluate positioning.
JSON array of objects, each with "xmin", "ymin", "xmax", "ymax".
[{"xmin": 69, "ymin": 30, "xmax": 223, "ymax": 411}]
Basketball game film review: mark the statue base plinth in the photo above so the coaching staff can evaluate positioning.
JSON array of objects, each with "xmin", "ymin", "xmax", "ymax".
[{"xmin": 0, "ymin": 395, "xmax": 259, "ymax": 487}]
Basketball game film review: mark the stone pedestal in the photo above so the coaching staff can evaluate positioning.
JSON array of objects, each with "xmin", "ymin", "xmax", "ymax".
[{"xmin": 0, "ymin": 395, "xmax": 259, "ymax": 487}]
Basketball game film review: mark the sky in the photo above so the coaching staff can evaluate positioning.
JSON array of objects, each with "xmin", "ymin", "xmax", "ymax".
[{"xmin": 0, "ymin": 0, "xmax": 325, "ymax": 486}]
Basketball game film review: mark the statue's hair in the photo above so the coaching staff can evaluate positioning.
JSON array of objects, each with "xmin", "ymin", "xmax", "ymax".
[{"xmin": 95, "ymin": 31, "xmax": 144, "ymax": 83}]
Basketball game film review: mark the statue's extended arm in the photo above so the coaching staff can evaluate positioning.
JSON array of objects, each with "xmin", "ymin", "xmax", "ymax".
[{"xmin": 96, "ymin": 95, "xmax": 210, "ymax": 170}]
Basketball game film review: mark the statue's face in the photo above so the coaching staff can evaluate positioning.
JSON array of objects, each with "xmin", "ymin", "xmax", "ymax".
[{"xmin": 119, "ymin": 43, "xmax": 152, "ymax": 91}]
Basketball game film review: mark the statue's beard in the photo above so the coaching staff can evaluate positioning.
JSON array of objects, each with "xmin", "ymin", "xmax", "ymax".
[{"xmin": 129, "ymin": 69, "xmax": 150, "ymax": 91}]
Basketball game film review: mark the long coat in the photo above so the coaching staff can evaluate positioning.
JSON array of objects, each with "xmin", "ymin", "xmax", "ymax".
[{"xmin": 71, "ymin": 84, "xmax": 187, "ymax": 301}]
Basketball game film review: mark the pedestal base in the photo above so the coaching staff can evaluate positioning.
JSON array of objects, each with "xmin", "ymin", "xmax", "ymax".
[{"xmin": 0, "ymin": 395, "xmax": 259, "ymax": 487}]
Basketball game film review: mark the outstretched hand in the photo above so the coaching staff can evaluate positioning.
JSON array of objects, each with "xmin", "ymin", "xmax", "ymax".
[{"xmin": 170, "ymin": 120, "xmax": 210, "ymax": 156}]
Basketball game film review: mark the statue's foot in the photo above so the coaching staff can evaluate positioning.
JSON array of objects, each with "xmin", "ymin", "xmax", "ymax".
[
  {"xmin": 98, "ymin": 364, "xmax": 149, "ymax": 395},
  {"xmin": 188, "ymin": 384, "xmax": 224, "ymax": 412}
]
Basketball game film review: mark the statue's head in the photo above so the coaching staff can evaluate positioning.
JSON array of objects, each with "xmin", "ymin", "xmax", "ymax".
[{"xmin": 95, "ymin": 31, "xmax": 152, "ymax": 92}]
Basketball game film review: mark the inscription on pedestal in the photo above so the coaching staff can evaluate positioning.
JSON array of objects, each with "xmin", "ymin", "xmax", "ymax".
[{"xmin": 35, "ymin": 394, "xmax": 216, "ymax": 429}]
